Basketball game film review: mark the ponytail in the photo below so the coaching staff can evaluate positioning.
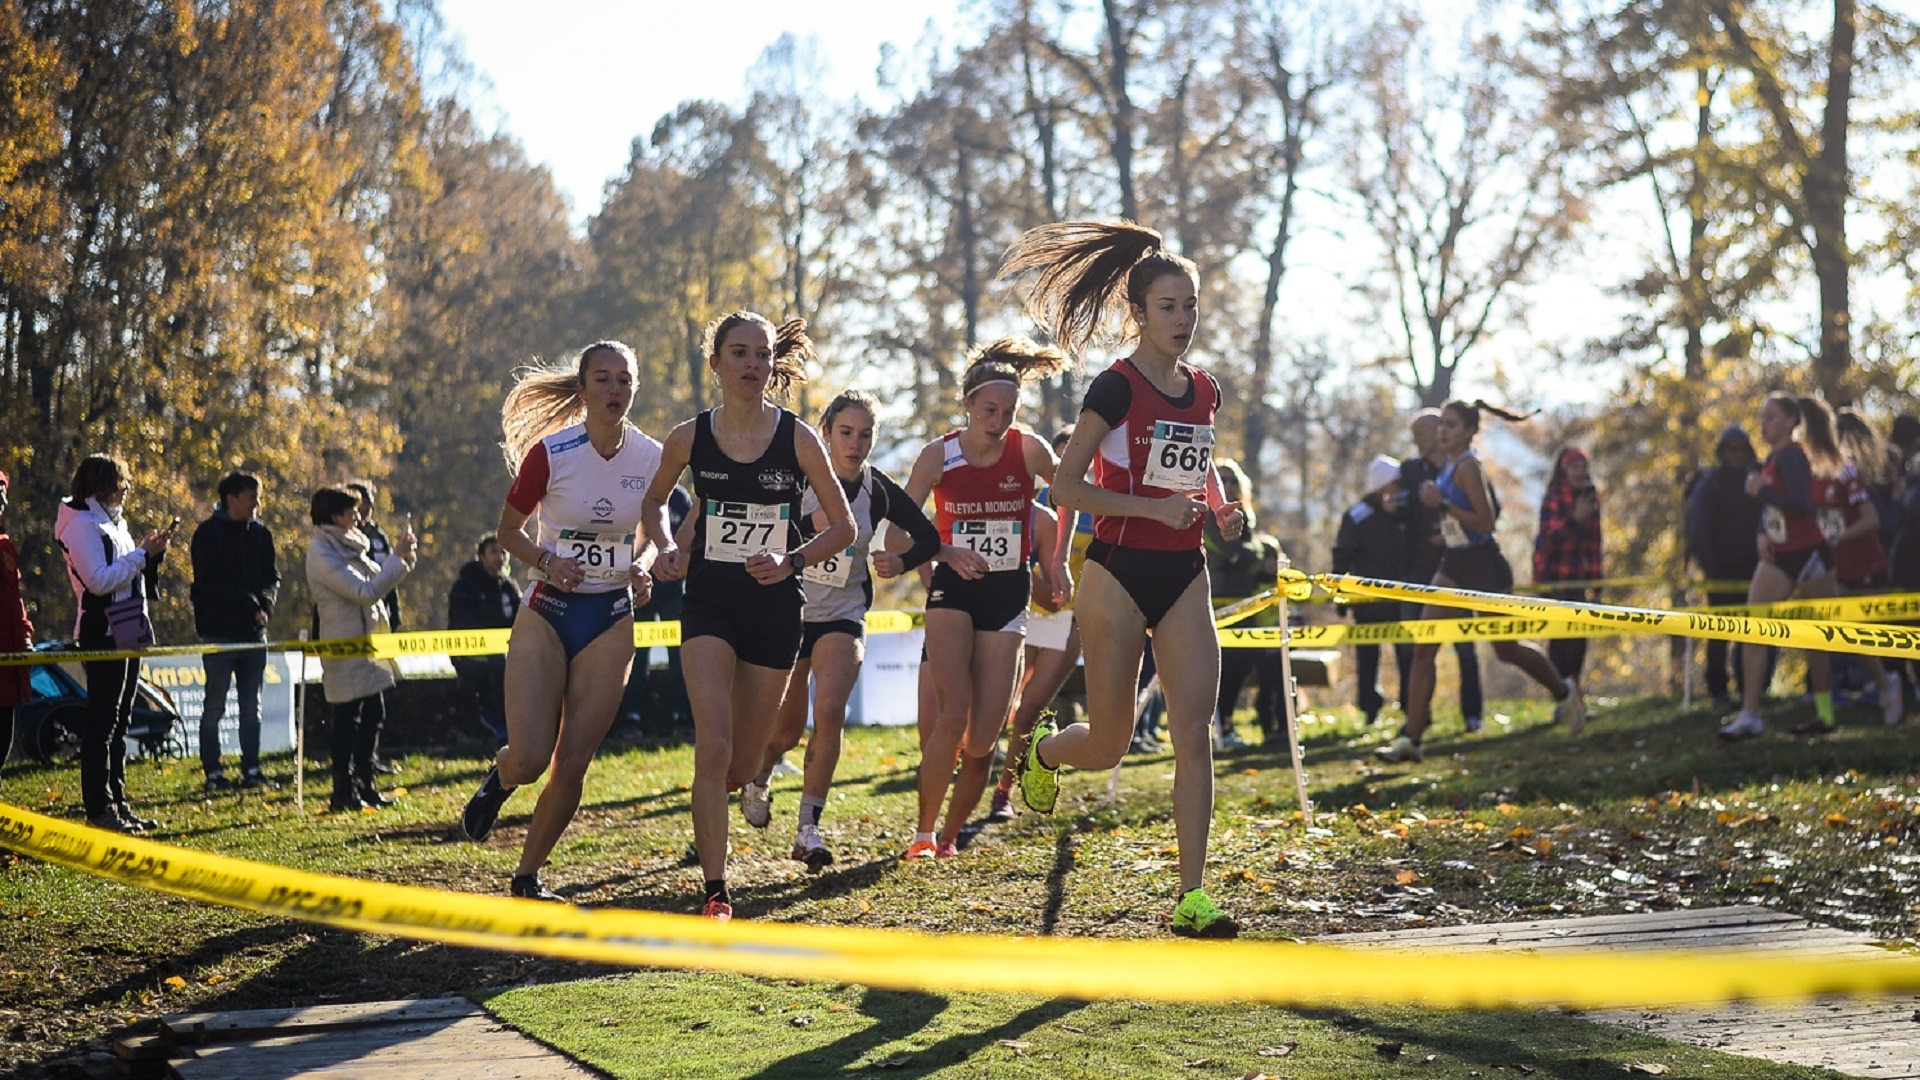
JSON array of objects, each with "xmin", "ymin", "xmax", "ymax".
[
  {"xmin": 1835, "ymin": 407, "xmax": 1892, "ymax": 488},
  {"xmin": 961, "ymin": 337, "xmax": 1071, "ymax": 399},
  {"xmin": 501, "ymin": 341, "xmax": 637, "ymax": 471},
  {"xmin": 1442, "ymin": 398, "xmax": 1537, "ymax": 437},
  {"xmin": 998, "ymin": 220, "xmax": 1197, "ymax": 356},
  {"xmin": 768, "ymin": 318, "xmax": 814, "ymax": 402},
  {"xmin": 1795, "ymin": 396, "xmax": 1844, "ymax": 479}
]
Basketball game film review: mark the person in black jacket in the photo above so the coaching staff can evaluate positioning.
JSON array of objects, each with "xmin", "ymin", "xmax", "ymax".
[
  {"xmin": 1683, "ymin": 425, "xmax": 1763, "ymax": 710},
  {"xmin": 1400, "ymin": 411, "xmax": 1484, "ymax": 729},
  {"xmin": 447, "ymin": 533, "xmax": 519, "ymax": 743},
  {"xmin": 1332, "ymin": 455, "xmax": 1410, "ymax": 724},
  {"xmin": 190, "ymin": 472, "xmax": 280, "ymax": 791}
]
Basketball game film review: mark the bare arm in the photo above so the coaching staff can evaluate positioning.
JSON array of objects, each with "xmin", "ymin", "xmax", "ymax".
[{"xmin": 643, "ymin": 421, "xmax": 696, "ymax": 582}]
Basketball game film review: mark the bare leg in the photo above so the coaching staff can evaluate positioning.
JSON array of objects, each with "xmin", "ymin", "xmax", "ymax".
[
  {"xmin": 1038, "ymin": 562, "xmax": 1145, "ymax": 771},
  {"xmin": 515, "ymin": 618, "xmax": 634, "ymax": 876},
  {"xmin": 1741, "ymin": 563, "xmax": 1797, "ymax": 713},
  {"xmin": 1000, "ymin": 625, "xmax": 1083, "ymax": 789},
  {"xmin": 759, "ymin": 657, "xmax": 814, "ymax": 782},
  {"xmin": 1149, "ymin": 576, "xmax": 1222, "ymax": 892},
  {"xmin": 801, "ymin": 635, "xmax": 862, "ymax": 802},
  {"xmin": 916, "ymin": 610, "xmax": 976, "ymax": 833},
  {"xmin": 938, "ymin": 631, "xmax": 1024, "ymax": 843},
  {"xmin": 496, "ymin": 607, "xmax": 569, "ymax": 789}
]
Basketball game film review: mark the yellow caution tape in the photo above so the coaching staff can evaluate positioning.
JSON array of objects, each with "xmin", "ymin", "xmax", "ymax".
[
  {"xmin": 1309, "ymin": 574, "xmax": 1920, "ymax": 660},
  {"xmin": 1212, "ymin": 589, "xmax": 1279, "ymax": 628},
  {"xmin": 5, "ymin": 801, "xmax": 1919, "ymax": 1009},
  {"xmin": 1266, "ymin": 591, "xmax": 1920, "ymax": 649},
  {"xmin": 0, "ymin": 609, "xmax": 936, "ymax": 667}
]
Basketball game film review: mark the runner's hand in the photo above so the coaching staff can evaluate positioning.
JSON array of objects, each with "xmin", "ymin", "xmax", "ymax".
[
  {"xmin": 948, "ymin": 547, "xmax": 989, "ymax": 580},
  {"xmin": 872, "ymin": 551, "xmax": 905, "ymax": 579},
  {"xmin": 1215, "ymin": 500, "xmax": 1245, "ymax": 541},
  {"xmin": 549, "ymin": 556, "xmax": 584, "ymax": 591},
  {"xmin": 654, "ymin": 546, "xmax": 687, "ymax": 582},
  {"xmin": 1154, "ymin": 492, "xmax": 1208, "ymax": 531},
  {"xmin": 629, "ymin": 564, "xmax": 654, "ymax": 606},
  {"xmin": 745, "ymin": 550, "xmax": 787, "ymax": 585}
]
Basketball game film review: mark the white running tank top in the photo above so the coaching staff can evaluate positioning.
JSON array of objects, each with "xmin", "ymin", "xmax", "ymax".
[{"xmin": 527, "ymin": 422, "xmax": 664, "ymax": 594}]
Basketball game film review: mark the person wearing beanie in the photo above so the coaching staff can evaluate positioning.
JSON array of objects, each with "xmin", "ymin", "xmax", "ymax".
[{"xmin": 1331, "ymin": 454, "xmax": 1409, "ymax": 725}]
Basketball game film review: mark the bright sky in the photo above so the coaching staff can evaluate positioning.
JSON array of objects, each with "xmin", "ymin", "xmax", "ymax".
[
  {"xmin": 438, "ymin": 0, "xmax": 958, "ymax": 221},
  {"xmin": 433, "ymin": 0, "xmax": 1641, "ymax": 416}
]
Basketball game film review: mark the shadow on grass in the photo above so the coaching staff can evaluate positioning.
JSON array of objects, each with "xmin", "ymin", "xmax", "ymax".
[
  {"xmin": 1287, "ymin": 1004, "xmax": 1705, "ymax": 1080},
  {"xmin": 742, "ymin": 992, "xmax": 1086, "ymax": 1079}
]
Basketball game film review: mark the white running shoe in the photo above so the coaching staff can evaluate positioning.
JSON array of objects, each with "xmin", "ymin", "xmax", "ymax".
[
  {"xmin": 1373, "ymin": 735, "xmax": 1423, "ymax": 763},
  {"xmin": 1554, "ymin": 678, "xmax": 1586, "ymax": 735},
  {"xmin": 741, "ymin": 781, "xmax": 772, "ymax": 829},
  {"xmin": 1718, "ymin": 710, "xmax": 1766, "ymax": 740},
  {"xmin": 791, "ymin": 823, "xmax": 833, "ymax": 870},
  {"xmin": 1884, "ymin": 673, "xmax": 1905, "ymax": 726}
]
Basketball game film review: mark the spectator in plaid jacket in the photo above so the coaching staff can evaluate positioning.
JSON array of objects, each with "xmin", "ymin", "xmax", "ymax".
[{"xmin": 1533, "ymin": 447, "xmax": 1603, "ymax": 691}]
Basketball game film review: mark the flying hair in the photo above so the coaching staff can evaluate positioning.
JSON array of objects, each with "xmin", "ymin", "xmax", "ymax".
[
  {"xmin": 997, "ymin": 220, "xmax": 1197, "ymax": 356},
  {"xmin": 1442, "ymin": 398, "xmax": 1539, "ymax": 436},
  {"xmin": 1834, "ymin": 407, "xmax": 1892, "ymax": 488},
  {"xmin": 500, "ymin": 341, "xmax": 639, "ymax": 472},
  {"xmin": 702, "ymin": 311, "xmax": 813, "ymax": 403},
  {"xmin": 961, "ymin": 337, "xmax": 1072, "ymax": 398},
  {"xmin": 1793, "ymin": 396, "xmax": 1845, "ymax": 480}
]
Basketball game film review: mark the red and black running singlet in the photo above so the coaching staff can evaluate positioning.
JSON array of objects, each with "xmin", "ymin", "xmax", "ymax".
[
  {"xmin": 1756, "ymin": 441, "xmax": 1826, "ymax": 553},
  {"xmin": 1812, "ymin": 465, "xmax": 1887, "ymax": 582},
  {"xmin": 1083, "ymin": 357, "xmax": 1221, "ymax": 551},
  {"xmin": 933, "ymin": 429, "xmax": 1034, "ymax": 572}
]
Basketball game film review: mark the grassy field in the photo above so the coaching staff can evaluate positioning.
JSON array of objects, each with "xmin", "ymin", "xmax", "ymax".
[{"xmin": 3, "ymin": 687, "xmax": 1916, "ymax": 1077}]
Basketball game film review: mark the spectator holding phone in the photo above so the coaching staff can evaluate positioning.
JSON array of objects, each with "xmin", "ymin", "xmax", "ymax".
[
  {"xmin": 56, "ymin": 454, "xmax": 172, "ymax": 832},
  {"xmin": 1533, "ymin": 447, "xmax": 1603, "ymax": 711}
]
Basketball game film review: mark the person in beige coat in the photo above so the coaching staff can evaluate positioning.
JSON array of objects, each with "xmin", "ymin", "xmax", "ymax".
[{"xmin": 307, "ymin": 486, "xmax": 415, "ymax": 811}]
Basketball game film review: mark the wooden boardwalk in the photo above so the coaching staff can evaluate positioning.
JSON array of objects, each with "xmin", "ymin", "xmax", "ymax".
[
  {"xmin": 1325, "ymin": 905, "xmax": 1920, "ymax": 1078},
  {"xmin": 115, "ymin": 997, "xmax": 600, "ymax": 1079}
]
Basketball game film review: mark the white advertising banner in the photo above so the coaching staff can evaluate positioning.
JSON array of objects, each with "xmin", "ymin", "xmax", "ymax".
[{"xmin": 137, "ymin": 651, "xmax": 298, "ymax": 754}]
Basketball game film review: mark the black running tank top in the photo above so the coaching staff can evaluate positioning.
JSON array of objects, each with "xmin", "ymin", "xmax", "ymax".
[{"xmin": 687, "ymin": 407, "xmax": 806, "ymax": 603}]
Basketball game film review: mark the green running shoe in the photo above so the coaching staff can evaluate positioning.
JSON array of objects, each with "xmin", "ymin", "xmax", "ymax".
[
  {"xmin": 1017, "ymin": 717, "xmax": 1059, "ymax": 814},
  {"xmin": 1171, "ymin": 887, "xmax": 1239, "ymax": 939}
]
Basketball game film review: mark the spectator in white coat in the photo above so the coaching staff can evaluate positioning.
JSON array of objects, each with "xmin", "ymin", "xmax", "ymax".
[{"xmin": 306, "ymin": 486, "xmax": 414, "ymax": 811}]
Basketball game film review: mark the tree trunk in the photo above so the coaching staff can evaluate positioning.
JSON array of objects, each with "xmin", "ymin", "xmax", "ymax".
[
  {"xmin": 1683, "ymin": 67, "xmax": 1711, "ymax": 384},
  {"xmin": 1810, "ymin": 0, "xmax": 1855, "ymax": 403},
  {"xmin": 1103, "ymin": 0, "xmax": 1137, "ymax": 220}
]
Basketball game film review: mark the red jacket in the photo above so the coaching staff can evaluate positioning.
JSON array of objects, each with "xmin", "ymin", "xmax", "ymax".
[{"xmin": 0, "ymin": 531, "xmax": 33, "ymax": 707}]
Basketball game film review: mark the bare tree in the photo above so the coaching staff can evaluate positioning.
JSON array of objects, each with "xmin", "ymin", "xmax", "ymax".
[{"xmin": 1346, "ymin": 9, "xmax": 1586, "ymax": 407}]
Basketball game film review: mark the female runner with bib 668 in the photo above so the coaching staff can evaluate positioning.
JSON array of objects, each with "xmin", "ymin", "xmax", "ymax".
[
  {"xmin": 646, "ymin": 314, "xmax": 855, "ymax": 922},
  {"xmin": 1001, "ymin": 220, "xmax": 1246, "ymax": 938}
]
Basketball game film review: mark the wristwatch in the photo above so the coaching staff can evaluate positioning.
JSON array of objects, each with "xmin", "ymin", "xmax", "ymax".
[{"xmin": 790, "ymin": 550, "xmax": 808, "ymax": 574}]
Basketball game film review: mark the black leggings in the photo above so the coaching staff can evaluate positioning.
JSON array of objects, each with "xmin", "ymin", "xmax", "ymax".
[
  {"xmin": 81, "ymin": 657, "xmax": 138, "ymax": 817},
  {"xmin": 331, "ymin": 692, "xmax": 387, "ymax": 784},
  {"xmin": 1543, "ymin": 586, "xmax": 1593, "ymax": 681}
]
